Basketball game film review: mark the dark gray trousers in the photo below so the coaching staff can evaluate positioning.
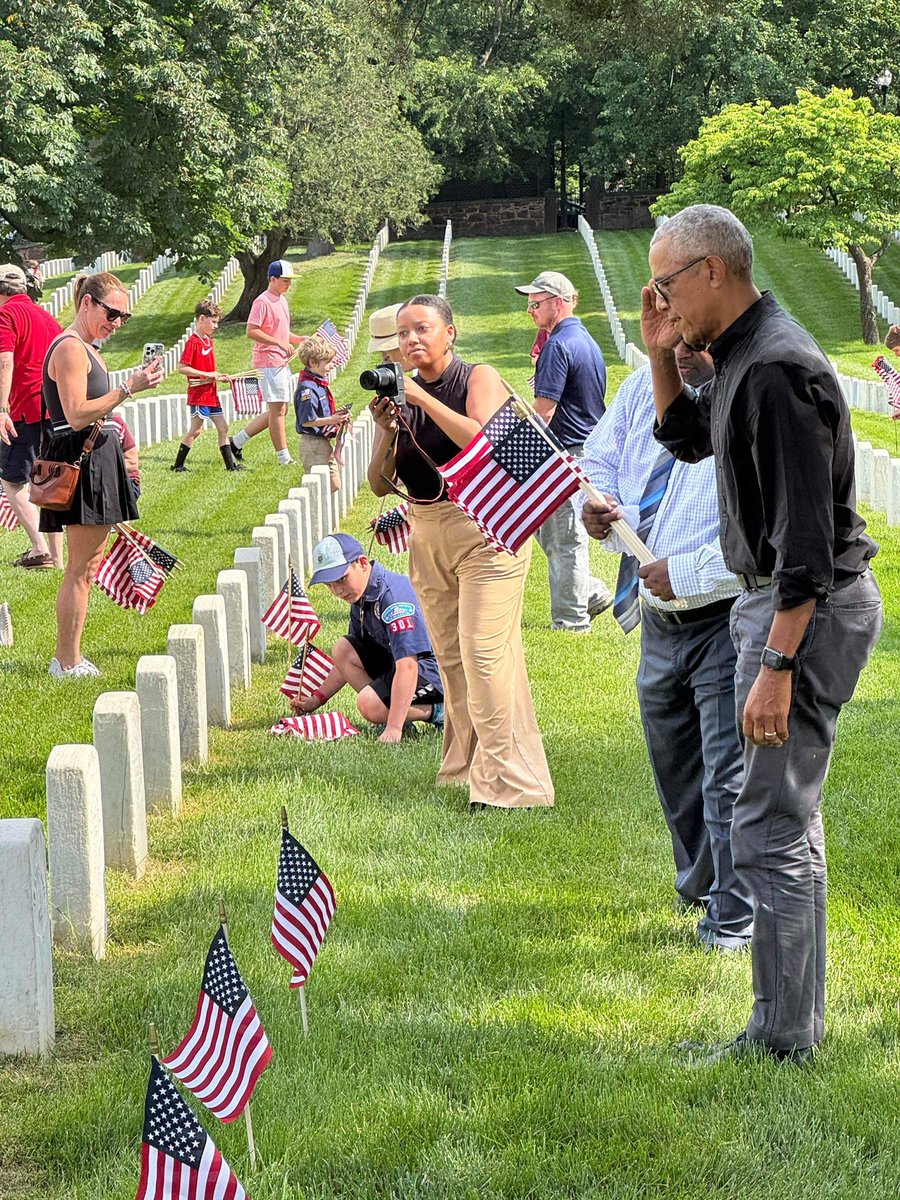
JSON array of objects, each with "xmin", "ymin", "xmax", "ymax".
[
  {"xmin": 730, "ymin": 571, "xmax": 883, "ymax": 1051},
  {"xmin": 637, "ymin": 605, "xmax": 753, "ymax": 941}
]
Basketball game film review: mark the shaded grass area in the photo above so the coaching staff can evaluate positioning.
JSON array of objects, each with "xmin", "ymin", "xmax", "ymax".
[
  {"xmin": 873, "ymin": 243, "xmax": 900, "ymax": 311},
  {"xmin": 596, "ymin": 229, "xmax": 900, "ymax": 452},
  {"xmin": 2, "ymin": 235, "xmax": 900, "ymax": 1200}
]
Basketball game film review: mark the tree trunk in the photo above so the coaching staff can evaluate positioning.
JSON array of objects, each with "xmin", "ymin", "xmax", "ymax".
[
  {"xmin": 847, "ymin": 243, "xmax": 880, "ymax": 345},
  {"xmin": 225, "ymin": 230, "xmax": 291, "ymax": 323}
]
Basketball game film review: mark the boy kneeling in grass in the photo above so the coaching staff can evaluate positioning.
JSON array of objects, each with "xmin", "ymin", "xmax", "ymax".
[
  {"xmin": 171, "ymin": 300, "xmax": 240, "ymax": 472},
  {"xmin": 293, "ymin": 335, "xmax": 351, "ymax": 492},
  {"xmin": 294, "ymin": 533, "xmax": 444, "ymax": 743}
]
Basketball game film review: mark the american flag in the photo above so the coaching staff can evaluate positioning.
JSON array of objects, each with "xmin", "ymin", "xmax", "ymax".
[
  {"xmin": 262, "ymin": 568, "xmax": 320, "ymax": 642},
  {"xmin": 315, "ymin": 319, "xmax": 350, "ymax": 370},
  {"xmin": 371, "ymin": 504, "xmax": 411, "ymax": 554},
  {"xmin": 94, "ymin": 530, "xmax": 179, "ymax": 614},
  {"xmin": 135, "ymin": 1059, "xmax": 246, "ymax": 1200},
  {"xmin": 231, "ymin": 375, "xmax": 263, "ymax": 415},
  {"xmin": 160, "ymin": 926, "xmax": 272, "ymax": 1124},
  {"xmin": 872, "ymin": 355, "xmax": 900, "ymax": 417},
  {"xmin": 270, "ymin": 712, "xmax": 359, "ymax": 742},
  {"xmin": 0, "ymin": 486, "xmax": 18, "ymax": 531},
  {"xmin": 271, "ymin": 828, "xmax": 337, "ymax": 988},
  {"xmin": 438, "ymin": 399, "xmax": 587, "ymax": 554},
  {"xmin": 280, "ymin": 642, "xmax": 334, "ymax": 699}
]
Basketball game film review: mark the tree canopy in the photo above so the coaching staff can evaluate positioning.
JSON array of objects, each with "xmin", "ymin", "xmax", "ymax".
[{"xmin": 654, "ymin": 88, "xmax": 900, "ymax": 342}]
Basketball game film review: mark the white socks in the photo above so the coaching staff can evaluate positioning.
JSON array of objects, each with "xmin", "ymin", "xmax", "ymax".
[{"xmin": 233, "ymin": 429, "xmax": 250, "ymax": 449}]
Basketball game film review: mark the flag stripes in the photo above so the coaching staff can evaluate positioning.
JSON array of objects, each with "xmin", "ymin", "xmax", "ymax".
[
  {"xmin": 269, "ymin": 712, "xmax": 359, "ymax": 740},
  {"xmin": 231, "ymin": 375, "xmax": 263, "ymax": 415},
  {"xmin": 280, "ymin": 644, "xmax": 334, "ymax": 698},
  {"xmin": 371, "ymin": 503, "xmax": 411, "ymax": 554},
  {"xmin": 315, "ymin": 319, "xmax": 350, "ymax": 370},
  {"xmin": 271, "ymin": 829, "xmax": 337, "ymax": 988},
  {"xmin": 94, "ymin": 530, "xmax": 177, "ymax": 614},
  {"xmin": 262, "ymin": 568, "xmax": 321, "ymax": 642},
  {"xmin": 0, "ymin": 487, "xmax": 18, "ymax": 531}
]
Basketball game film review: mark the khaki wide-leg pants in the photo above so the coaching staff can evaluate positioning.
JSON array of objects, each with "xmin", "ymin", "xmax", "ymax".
[{"xmin": 408, "ymin": 503, "xmax": 554, "ymax": 809}]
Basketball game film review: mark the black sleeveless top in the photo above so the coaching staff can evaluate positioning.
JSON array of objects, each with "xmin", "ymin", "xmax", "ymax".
[
  {"xmin": 42, "ymin": 335, "xmax": 111, "ymax": 429},
  {"xmin": 394, "ymin": 356, "xmax": 475, "ymax": 501}
]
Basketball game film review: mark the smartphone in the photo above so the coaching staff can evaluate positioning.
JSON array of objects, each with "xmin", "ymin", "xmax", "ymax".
[{"xmin": 143, "ymin": 342, "xmax": 165, "ymax": 366}]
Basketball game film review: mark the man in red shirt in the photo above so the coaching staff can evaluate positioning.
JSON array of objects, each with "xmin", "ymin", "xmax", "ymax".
[{"xmin": 0, "ymin": 264, "xmax": 64, "ymax": 568}]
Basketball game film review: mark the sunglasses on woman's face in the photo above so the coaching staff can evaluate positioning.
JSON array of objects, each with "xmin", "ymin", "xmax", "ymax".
[{"xmin": 91, "ymin": 296, "xmax": 132, "ymax": 324}]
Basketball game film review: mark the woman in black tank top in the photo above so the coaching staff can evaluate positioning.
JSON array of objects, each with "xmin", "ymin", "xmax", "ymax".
[
  {"xmin": 39, "ymin": 271, "xmax": 163, "ymax": 679},
  {"xmin": 366, "ymin": 295, "xmax": 554, "ymax": 809}
]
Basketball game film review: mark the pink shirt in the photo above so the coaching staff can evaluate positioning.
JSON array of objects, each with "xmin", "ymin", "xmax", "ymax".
[{"xmin": 247, "ymin": 288, "xmax": 292, "ymax": 369}]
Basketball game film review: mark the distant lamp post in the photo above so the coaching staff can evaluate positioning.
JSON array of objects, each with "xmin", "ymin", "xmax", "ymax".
[{"xmin": 875, "ymin": 68, "xmax": 893, "ymax": 111}]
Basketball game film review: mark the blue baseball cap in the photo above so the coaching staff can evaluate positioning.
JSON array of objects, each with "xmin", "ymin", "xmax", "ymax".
[
  {"xmin": 309, "ymin": 533, "xmax": 366, "ymax": 584},
  {"xmin": 267, "ymin": 259, "xmax": 294, "ymax": 278}
]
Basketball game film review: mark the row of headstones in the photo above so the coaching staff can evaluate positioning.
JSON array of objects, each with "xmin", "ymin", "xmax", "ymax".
[
  {"xmin": 826, "ymin": 246, "xmax": 900, "ymax": 325},
  {"xmin": 577, "ymin": 216, "xmax": 628, "ymax": 360},
  {"xmin": 624, "ymin": 340, "xmax": 900, "ymax": 527},
  {"xmin": 39, "ymin": 252, "xmax": 128, "ymax": 319},
  {"xmin": 116, "ymin": 387, "xmax": 240, "ymax": 452},
  {"xmin": 437, "ymin": 221, "xmax": 453, "ymax": 299},
  {"xmin": 125, "ymin": 252, "xmax": 177, "ymax": 314},
  {"xmin": 0, "ymin": 410, "xmax": 378, "ymax": 1060},
  {"xmin": 333, "ymin": 222, "xmax": 391, "ymax": 381}
]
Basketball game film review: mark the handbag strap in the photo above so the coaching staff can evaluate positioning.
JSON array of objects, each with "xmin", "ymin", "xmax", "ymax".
[{"xmin": 40, "ymin": 334, "xmax": 110, "ymax": 460}]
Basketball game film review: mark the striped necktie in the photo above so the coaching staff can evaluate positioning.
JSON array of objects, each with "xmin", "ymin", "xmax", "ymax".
[{"xmin": 613, "ymin": 447, "xmax": 676, "ymax": 633}]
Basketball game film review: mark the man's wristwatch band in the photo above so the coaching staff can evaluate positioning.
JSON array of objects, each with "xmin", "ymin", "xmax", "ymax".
[{"xmin": 760, "ymin": 646, "xmax": 796, "ymax": 671}]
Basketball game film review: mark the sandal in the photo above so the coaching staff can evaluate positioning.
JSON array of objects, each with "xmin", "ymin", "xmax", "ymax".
[{"xmin": 17, "ymin": 551, "xmax": 54, "ymax": 570}]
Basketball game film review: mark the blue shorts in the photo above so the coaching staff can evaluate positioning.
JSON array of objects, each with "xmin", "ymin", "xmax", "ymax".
[{"xmin": 189, "ymin": 405, "xmax": 224, "ymax": 420}]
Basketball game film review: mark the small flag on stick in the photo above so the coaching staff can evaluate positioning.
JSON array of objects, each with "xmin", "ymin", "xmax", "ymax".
[
  {"xmin": 270, "ymin": 712, "xmax": 358, "ymax": 740},
  {"xmin": 160, "ymin": 925, "xmax": 272, "ymax": 1123},
  {"xmin": 371, "ymin": 503, "xmax": 411, "ymax": 554},
  {"xmin": 135, "ymin": 1059, "xmax": 247, "ymax": 1200},
  {"xmin": 872, "ymin": 355, "xmax": 900, "ymax": 417},
  {"xmin": 314, "ymin": 319, "xmax": 350, "ymax": 370},
  {"xmin": 0, "ymin": 486, "xmax": 18, "ymax": 531},
  {"xmin": 271, "ymin": 828, "xmax": 337, "ymax": 988},
  {"xmin": 94, "ymin": 528, "xmax": 180, "ymax": 614},
  {"xmin": 231, "ymin": 375, "xmax": 263, "ymax": 415},
  {"xmin": 262, "ymin": 568, "xmax": 320, "ymax": 642},
  {"xmin": 279, "ymin": 642, "xmax": 333, "ymax": 699}
]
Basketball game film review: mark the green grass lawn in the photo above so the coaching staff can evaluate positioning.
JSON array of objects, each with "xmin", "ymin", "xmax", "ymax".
[
  {"xmin": 39, "ymin": 270, "xmax": 78, "ymax": 298},
  {"xmin": 873, "ymin": 241, "xmax": 900, "ymax": 309},
  {"xmin": 2, "ymin": 233, "xmax": 900, "ymax": 1200},
  {"xmin": 53, "ymin": 263, "xmax": 151, "ymax": 329}
]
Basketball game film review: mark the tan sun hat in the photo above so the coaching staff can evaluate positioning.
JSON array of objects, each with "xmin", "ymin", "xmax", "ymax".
[
  {"xmin": 368, "ymin": 303, "xmax": 402, "ymax": 353},
  {"xmin": 514, "ymin": 271, "xmax": 577, "ymax": 301},
  {"xmin": 0, "ymin": 264, "xmax": 28, "ymax": 287}
]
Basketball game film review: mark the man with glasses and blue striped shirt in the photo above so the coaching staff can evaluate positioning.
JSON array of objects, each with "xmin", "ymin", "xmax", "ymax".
[{"xmin": 577, "ymin": 341, "xmax": 753, "ymax": 955}]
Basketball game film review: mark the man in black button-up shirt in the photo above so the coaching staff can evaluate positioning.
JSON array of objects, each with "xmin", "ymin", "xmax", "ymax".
[{"xmin": 642, "ymin": 204, "xmax": 883, "ymax": 1063}]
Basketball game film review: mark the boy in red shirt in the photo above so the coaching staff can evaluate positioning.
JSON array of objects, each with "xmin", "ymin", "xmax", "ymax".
[{"xmin": 171, "ymin": 301, "xmax": 240, "ymax": 472}]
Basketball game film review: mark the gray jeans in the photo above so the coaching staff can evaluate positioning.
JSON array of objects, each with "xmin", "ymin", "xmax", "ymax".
[
  {"xmin": 535, "ymin": 442, "xmax": 610, "ymax": 629},
  {"xmin": 638, "ymin": 604, "xmax": 752, "ymax": 942},
  {"xmin": 730, "ymin": 571, "xmax": 883, "ymax": 1050}
]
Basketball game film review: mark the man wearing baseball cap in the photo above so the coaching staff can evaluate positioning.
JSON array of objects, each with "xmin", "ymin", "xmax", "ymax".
[
  {"xmin": 515, "ymin": 270, "xmax": 612, "ymax": 631},
  {"xmin": 229, "ymin": 259, "xmax": 307, "ymax": 467},
  {"xmin": 295, "ymin": 532, "xmax": 444, "ymax": 743},
  {"xmin": 0, "ymin": 264, "xmax": 64, "ymax": 568}
]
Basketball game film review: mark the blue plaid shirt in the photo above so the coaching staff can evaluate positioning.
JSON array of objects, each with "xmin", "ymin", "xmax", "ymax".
[{"xmin": 575, "ymin": 366, "xmax": 740, "ymax": 612}]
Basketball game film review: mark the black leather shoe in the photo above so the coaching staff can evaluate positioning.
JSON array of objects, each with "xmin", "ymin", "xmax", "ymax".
[{"xmin": 678, "ymin": 1032, "xmax": 815, "ymax": 1067}]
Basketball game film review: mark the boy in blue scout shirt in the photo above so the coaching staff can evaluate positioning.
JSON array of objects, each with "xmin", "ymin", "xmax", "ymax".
[
  {"xmin": 294, "ymin": 533, "xmax": 445, "ymax": 743},
  {"xmin": 293, "ymin": 335, "xmax": 351, "ymax": 492}
]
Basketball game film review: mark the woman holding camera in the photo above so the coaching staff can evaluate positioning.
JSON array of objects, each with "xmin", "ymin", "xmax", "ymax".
[
  {"xmin": 40, "ymin": 271, "xmax": 163, "ymax": 678},
  {"xmin": 367, "ymin": 294, "xmax": 553, "ymax": 809}
]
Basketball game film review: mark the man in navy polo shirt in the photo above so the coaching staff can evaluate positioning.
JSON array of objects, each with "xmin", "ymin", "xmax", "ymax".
[
  {"xmin": 515, "ymin": 270, "xmax": 612, "ymax": 631},
  {"xmin": 296, "ymin": 533, "xmax": 444, "ymax": 743}
]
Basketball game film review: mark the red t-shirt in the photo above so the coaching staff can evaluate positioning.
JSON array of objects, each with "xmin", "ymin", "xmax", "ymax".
[
  {"xmin": 0, "ymin": 295, "xmax": 63, "ymax": 423},
  {"xmin": 179, "ymin": 333, "xmax": 219, "ymax": 408}
]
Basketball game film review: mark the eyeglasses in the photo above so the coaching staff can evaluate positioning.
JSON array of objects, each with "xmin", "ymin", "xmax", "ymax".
[
  {"xmin": 91, "ymin": 296, "xmax": 132, "ymax": 323},
  {"xmin": 526, "ymin": 297, "xmax": 555, "ymax": 312},
  {"xmin": 651, "ymin": 257, "xmax": 708, "ymax": 303}
]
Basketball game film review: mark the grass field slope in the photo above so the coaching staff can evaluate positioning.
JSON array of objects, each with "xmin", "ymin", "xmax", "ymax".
[{"xmin": 1, "ymin": 234, "xmax": 899, "ymax": 1200}]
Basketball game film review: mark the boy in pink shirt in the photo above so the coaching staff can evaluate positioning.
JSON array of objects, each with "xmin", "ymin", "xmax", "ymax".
[{"xmin": 229, "ymin": 260, "xmax": 307, "ymax": 467}]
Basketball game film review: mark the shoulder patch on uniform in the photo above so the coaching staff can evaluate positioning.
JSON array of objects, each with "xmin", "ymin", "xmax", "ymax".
[{"xmin": 382, "ymin": 602, "xmax": 415, "ymax": 623}]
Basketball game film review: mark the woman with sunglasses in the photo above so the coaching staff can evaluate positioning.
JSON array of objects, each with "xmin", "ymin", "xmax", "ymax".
[
  {"xmin": 366, "ymin": 294, "xmax": 554, "ymax": 810},
  {"xmin": 39, "ymin": 271, "xmax": 163, "ymax": 678}
]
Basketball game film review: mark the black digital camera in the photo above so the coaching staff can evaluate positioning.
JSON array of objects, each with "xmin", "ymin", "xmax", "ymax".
[{"xmin": 359, "ymin": 362, "xmax": 405, "ymax": 403}]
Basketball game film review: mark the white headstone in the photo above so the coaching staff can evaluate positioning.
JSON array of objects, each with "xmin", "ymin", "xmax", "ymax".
[
  {"xmin": 46, "ymin": 744, "xmax": 107, "ymax": 959},
  {"xmin": 311, "ymin": 465, "xmax": 338, "ymax": 530},
  {"xmin": 300, "ymin": 474, "xmax": 326, "ymax": 548},
  {"xmin": 265, "ymin": 513, "xmax": 291, "ymax": 583},
  {"xmin": 0, "ymin": 819, "xmax": 55, "ymax": 1058},
  {"xmin": 216, "ymin": 570, "xmax": 251, "ymax": 689},
  {"xmin": 251, "ymin": 526, "xmax": 280, "ymax": 614},
  {"xmin": 278, "ymin": 499, "xmax": 305, "ymax": 574},
  {"xmin": 233, "ymin": 548, "xmax": 266, "ymax": 664},
  {"xmin": 135, "ymin": 656, "xmax": 182, "ymax": 815},
  {"xmin": 121, "ymin": 401, "xmax": 140, "ymax": 448},
  {"xmin": 871, "ymin": 448, "xmax": 890, "ymax": 513},
  {"xmin": 92, "ymin": 692, "xmax": 148, "ymax": 878},
  {"xmin": 888, "ymin": 460, "xmax": 900, "ymax": 527},
  {"xmin": 168, "ymin": 396, "xmax": 181, "ymax": 441},
  {"xmin": 855, "ymin": 440, "xmax": 872, "ymax": 504},
  {"xmin": 136, "ymin": 399, "xmax": 153, "ymax": 448},
  {"xmin": 287, "ymin": 489, "xmax": 315, "ymax": 574},
  {"xmin": 157, "ymin": 396, "xmax": 171, "ymax": 442},
  {"xmin": 166, "ymin": 624, "xmax": 209, "ymax": 761},
  {"xmin": 191, "ymin": 595, "xmax": 232, "ymax": 727}
]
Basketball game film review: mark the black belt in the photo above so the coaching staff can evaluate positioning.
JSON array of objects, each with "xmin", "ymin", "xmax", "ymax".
[
  {"xmin": 644, "ymin": 595, "xmax": 736, "ymax": 625},
  {"xmin": 738, "ymin": 574, "xmax": 773, "ymax": 591}
]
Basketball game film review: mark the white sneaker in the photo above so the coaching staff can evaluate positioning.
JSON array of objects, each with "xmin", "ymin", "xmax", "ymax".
[{"xmin": 48, "ymin": 656, "xmax": 101, "ymax": 679}]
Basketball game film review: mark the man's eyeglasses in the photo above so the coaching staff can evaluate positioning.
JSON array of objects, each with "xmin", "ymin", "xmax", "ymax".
[
  {"xmin": 651, "ymin": 257, "xmax": 708, "ymax": 303},
  {"xmin": 526, "ymin": 297, "xmax": 555, "ymax": 312},
  {"xmin": 91, "ymin": 296, "xmax": 132, "ymax": 324}
]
